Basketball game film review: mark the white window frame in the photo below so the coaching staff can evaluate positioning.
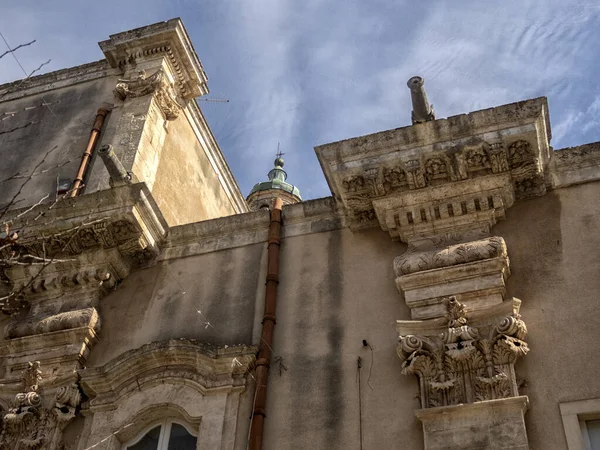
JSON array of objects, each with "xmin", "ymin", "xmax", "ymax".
[
  {"xmin": 121, "ymin": 418, "xmax": 198, "ymax": 450},
  {"xmin": 560, "ymin": 398, "xmax": 600, "ymax": 450}
]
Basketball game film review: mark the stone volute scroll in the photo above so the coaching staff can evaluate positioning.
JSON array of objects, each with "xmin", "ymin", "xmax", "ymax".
[
  {"xmin": 0, "ymin": 361, "xmax": 82, "ymax": 450},
  {"xmin": 397, "ymin": 296, "xmax": 528, "ymax": 409}
]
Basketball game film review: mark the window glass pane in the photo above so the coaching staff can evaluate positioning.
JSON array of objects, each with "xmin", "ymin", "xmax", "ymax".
[
  {"xmin": 167, "ymin": 423, "xmax": 196, "ymax": 450},
  {"xmin": 127, "ymin": 425, "xmax": 161, "ymax": 450},
  {"xmin": 588, "ymin": 420, "xmax": 600, "ymax": 450}
]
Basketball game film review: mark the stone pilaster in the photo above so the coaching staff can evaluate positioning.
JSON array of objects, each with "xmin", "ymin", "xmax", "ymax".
[{"xmin": 315, "ymin": 97, "xmax": 553, "ymax": 449}]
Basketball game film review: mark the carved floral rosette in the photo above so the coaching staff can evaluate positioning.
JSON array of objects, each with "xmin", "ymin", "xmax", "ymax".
[
  {"xmin": 397, "ymin": 297, "xmax": 528, "ymax": 409},
  {"xmin": 0, "ymin": 362, "xmax": 82, "ymax": 450}
]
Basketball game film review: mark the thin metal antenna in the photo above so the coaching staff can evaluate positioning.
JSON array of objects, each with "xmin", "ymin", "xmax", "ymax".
[{"xmin": 197, "ymin": 98, "xmax": 229, "ymax": 103}]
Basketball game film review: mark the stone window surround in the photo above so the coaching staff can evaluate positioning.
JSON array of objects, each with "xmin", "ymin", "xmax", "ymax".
[
  {"xmin": 78, "ymin": 340, "xmax": 256, "ymax": 450},
  {"xmin": 121, "ymin": 415, "xmax": 198, "ymax": 450},
  {"xmin": 560, "ymin": 398, "xmax": 600, "ymax": 450}
]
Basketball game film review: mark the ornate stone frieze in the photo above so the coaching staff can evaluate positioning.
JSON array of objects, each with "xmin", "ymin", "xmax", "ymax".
[
  {"xmin": 0, "ymin": 361, "xmax": 82, "ymax": 450},
  {"xmin": 397, "ymin": 297, "xmax": 528, "ymax": 409},
  {"xmin": 315, "ymin": 97, "xmax": 551, "ymax": 234},
  {"xmin": 115, "ymin": 69, "xmax": 181, "ymax": 120}
]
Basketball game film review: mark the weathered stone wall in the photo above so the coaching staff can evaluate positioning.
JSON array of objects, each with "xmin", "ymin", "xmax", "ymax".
[
  {"xmin": 150, "ymin": 108, "xmax": 240, "ymax": 225},
  {"xmin": 86, "ymin": 241, "xmax": 267, "ymax": 367},
  {"xmin": 497, "ymin": 181, "xmax": 600, "ymax": 450},
  {"xmin": 0, "ymin": 64, "xmax": 118, "ymax": 210},
  {"xmin": 75, "ymin": 178, "xmax": 600, "ymax": 450}
]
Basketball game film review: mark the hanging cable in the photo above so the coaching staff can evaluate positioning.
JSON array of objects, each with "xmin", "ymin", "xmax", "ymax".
[{"xmin": 357, "ymin": 356, "xmax": 364, "ymax": 450}]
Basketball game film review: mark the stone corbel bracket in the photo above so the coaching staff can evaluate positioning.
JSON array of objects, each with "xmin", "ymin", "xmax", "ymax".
[
  {"xmin": 99, "ymin": 18, "xmax": 209, "ymax": 99},
  {"xmin": 315, "ymin": 97, "xmax": 551, "ymax": 238},
  {"xmin": 78, "ymin": 339, "xmax": 257, "ymax": 411},
  {"xmin": 394, "ymin": 234, "xmax": 511, "ymax": 319}
]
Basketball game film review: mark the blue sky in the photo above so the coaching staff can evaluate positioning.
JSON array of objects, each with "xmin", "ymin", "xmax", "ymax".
[{"xmin": 1, "ymin": 1, "xmax": 599, "ymax": 200}]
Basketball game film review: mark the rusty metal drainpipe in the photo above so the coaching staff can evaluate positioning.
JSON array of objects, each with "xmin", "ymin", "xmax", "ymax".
[
  {"xmin": 249, "ymin": 197, "xmax": 283, "ymax": 450},
  {"xmin": 69, "ymin": 107, "xmax": 111, "ymax": 197}
]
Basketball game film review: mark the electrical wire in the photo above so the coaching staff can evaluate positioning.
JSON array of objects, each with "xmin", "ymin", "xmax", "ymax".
[{"xmin": 357, "ymin": 356, "xmax": 364, "ymax": 450}]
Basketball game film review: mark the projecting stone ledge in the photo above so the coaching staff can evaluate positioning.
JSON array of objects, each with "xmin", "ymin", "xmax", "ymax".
[
  {"xmin": 415, "ymin": 396, "xmax": 529, "ymax": 450},
  {"xmin": 315, "ymin": 97, "xmax": 551, "ymax": 236}
]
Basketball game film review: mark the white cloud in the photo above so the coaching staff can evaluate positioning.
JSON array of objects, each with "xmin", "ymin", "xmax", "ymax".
[{"xmin": 1, "ymin": 0, "xmax": 599, "ymax": 198}]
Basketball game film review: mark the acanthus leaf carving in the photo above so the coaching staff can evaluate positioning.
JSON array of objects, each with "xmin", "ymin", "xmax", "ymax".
[
  {"xmin": 487, "ymin": 143, "xmax": 509, "ymax": 173},
  {"xmin": 0, "ymin": 362, "xmax": 82, "ymax": 450},
  {"xmin": 397, "ymin": 298, "xmax": 528, "ymax": 409},
  {"xmin": 404, "ymin": 160, "xmax": 428, "ymax": 190}
]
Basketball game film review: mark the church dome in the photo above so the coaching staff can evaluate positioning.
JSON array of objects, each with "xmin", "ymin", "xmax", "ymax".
[{"xmin": 247, "ymin": 155, "xmax": 302, "ymax": 210}]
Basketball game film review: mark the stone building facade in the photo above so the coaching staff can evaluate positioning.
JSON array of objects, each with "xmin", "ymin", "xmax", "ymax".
[{"xmin": 0, "ymin": 18, "xmax": 600, "ymax": 450}]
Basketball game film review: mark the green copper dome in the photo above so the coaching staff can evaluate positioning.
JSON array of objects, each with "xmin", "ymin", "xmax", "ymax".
[{"xmin": 248, "ymin": 157, "xmax": 302, "ymax": 199}]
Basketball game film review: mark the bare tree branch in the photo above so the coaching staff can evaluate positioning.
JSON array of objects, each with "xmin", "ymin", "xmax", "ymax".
[
  {"xmin": 0, "ymin": 39, "xmax": 35, "ymax": 60},
  {"xmin": 0, "ymin": 216, "xmax": 101, "ymax": 308},
  {"xmin": 0, "ymin": 159, "xmax": 74, "ymax": 185},
  {"xmin": 26, "ymin": 59, "xmax": 51, "ymax": 78},
  {"xmin": 0, "ymin": 145, "xmax": 58, "ymax": 222}
]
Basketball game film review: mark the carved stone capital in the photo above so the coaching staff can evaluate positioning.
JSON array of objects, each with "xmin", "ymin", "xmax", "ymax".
[
  {"xmin": 397, "ymin": 298, "xmax": 528, "ymax": 409},
  {"xmin": 0, "ymin": 362, "xmax": 83, "ymax": 450},
  {"xmin": 115, "ymin": 69, "xmax": 181, "ymax": 120}
]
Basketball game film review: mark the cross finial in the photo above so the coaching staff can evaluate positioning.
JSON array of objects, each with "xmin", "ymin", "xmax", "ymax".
[{"xmin": 276, "ymin": 142, "xmax": 285, "ymax": 159}]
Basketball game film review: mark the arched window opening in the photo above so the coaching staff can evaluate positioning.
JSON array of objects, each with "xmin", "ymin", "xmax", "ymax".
[{"xmin": 123, "ymin": 419, "xmax": 197, "ymax": 450}]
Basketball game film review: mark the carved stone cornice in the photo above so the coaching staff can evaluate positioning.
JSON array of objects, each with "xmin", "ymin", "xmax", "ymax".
[
  {"xmin": 315, "ymin": 98, "xmax": 551, "ymax": 237},
  {"xmin": 397, "ymin": 297, "xmax": 528, "ymax": 409},
  {"xmin": 79, "ymin": 339, "xmax": 257, "ymax": 411},
  {"xmin": 99, "ymin": 18, "xmax": 209, "ymax": 99}
]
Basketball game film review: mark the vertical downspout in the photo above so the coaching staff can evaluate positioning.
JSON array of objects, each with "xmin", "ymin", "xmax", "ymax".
[
  {"xmin": 69, "ymin": 107, "xmax": 111, "ymax": 197},
  {"xmin": 249, "ymin": 197, "xmax": 283, "ymax": 450}
]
